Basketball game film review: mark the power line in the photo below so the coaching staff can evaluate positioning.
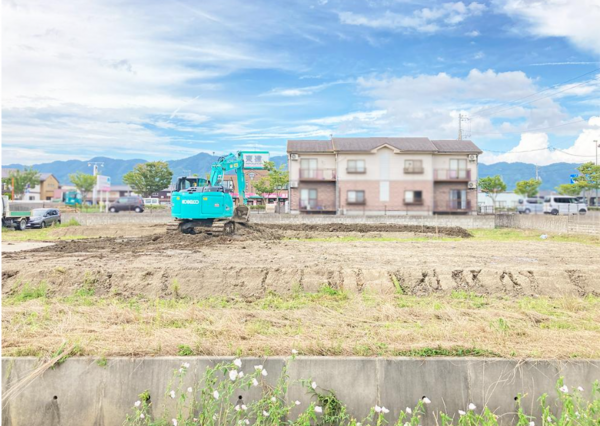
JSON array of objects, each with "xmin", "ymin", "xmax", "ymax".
[
  {"xmin": 472, "ymin": 67, "xmax": 600, "ymax": 117},
  {"xmin": 549, "ymin": 146, "xmax": 597, "ymax": 158},
  {"xmin": 472, "ymin": 118, "xmax": 589, "ymax": 136},
  {"xmin": 475, "ymin": 77, "xmax": 599, "ymax": 118},
  {"xmin": 483, "ymin": 145, "xmax": 596, "ymax": 157}
]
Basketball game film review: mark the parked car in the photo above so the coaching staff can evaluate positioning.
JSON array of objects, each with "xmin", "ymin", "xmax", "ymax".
[
  {"xmin": 109, "ymin": 196, "xmax": 145, "ymax": 213},
  {"xmin": 543, "ymin": 195, "xmax": 587, "ymax": 215},
  {"xmin": 27, "ymin": 208, "xmax": 61, "ymax": 228},
  {"xmin": 517, "ymin": 197, "xmax": 543, "ymax": 214}
]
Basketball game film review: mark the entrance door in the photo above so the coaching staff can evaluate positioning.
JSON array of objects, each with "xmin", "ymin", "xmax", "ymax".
[
  {"xmin": 449, "ymin": 159, "xmax": 467, "ymax": 179},
  {"xmin": 300, "ymin": 159, "xmax": 318, "ymax": 179},
  {"xmin": 450, "ymin": 189, "xmax": 467, "ymax": 209},
  {"xmin": 300, "ymin": 188, "xmax": 317, "ymax": 210}
]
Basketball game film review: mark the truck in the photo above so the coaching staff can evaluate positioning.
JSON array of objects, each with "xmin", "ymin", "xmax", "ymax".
[{"xmin": 2, "ymin": 196, "xmax": 30, "ymax": 231}]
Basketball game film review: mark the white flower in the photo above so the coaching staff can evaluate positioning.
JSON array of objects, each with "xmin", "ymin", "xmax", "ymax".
[
  {"xmin": 404, "ymin": 423, "xmax": 410, "ymax": 426},
  {"xmin": 577, "ymin": 386, "xmax": 584, "ymax": 392},
  {"xmin": 229, "ymin": 370, "xmax": 239, "ymax": 381},
  {"xmin": 406, "ymin": 407, "xmax": 412, "ymax": 414},
  {"xmin": 315, "ymin": 406, "xmax": 323, "ymax": 413},
  {"xmin": 169, "ymin": 390, "xmax": 176, "ymax": 399},
  {"xmin": 213, "ymin": 414, "xmax": 217, "ymax": 420},
  {"xmin": 422, "ymin": 397, "xmax": 431, "ymax": 404},
  {"xmin": 244, "ymin": 420, "xmax": 250, "ymax": 425},
  {"xmin": 263, "ymin": 411, "xmax": 269, "ymax": 417},
  {"xmin": 179, "ymin": 368, "xmax": 184, "ymax": 373},
  {"xmin": 459, "ymin": 410, "xmax": 466, "ymax": 416},
  {"xmin": 252, "ymin": 378, "xmax": 259, "ymax": 386},
  {"xmin": 559, "ymin": 385, "xmax": 569, "ymax": 393},
  {"xmin": 529, "ymin": 422, "xmax": 535, "ymax": 426},
  {"xmin": 271, "ymin": 397, "xmax": 276, "ymax": 403},
  {"xmin": 382, "ymin": 407, "xmax": 390, "ymax": 414},
  {"xmin": 261, "ymin": 369, "xmax": 268, "ymax": 376},
  {"xmin": 295, "ymin": 400, "xmax": 301, "ymax": 405},
  {"xmin": 182, "ymin": 362, "xmax": 190, "ymax": 369},
  {"xmin": 375, "ymin": 405, "xmax": 382, "ymax": 413},
  {"xmin": 575, "ymin": 412, "xmax": 580, "ymax": 418},
  {"xmin": 234, "ymin": 358, "xmax": 242, "ymax": 368},
  {"xmin": 238, "ymin": 371, "xmax": 244, "ymax": 378},
  {"xmin": 172, "ymin": 419, "xmax": 178, "ymax": 426},
  {"xmin": 547, "ymin": 417, "xmax": 552, "ymax": 423},
  {"xmin": 254, "ymin": 365, "xmax": 263, "ymax": 371},
  {"xmin": 242, "ymin": 404, "xmax": 247, "ymax": 411},
  {"xmin": 292, "ymin": 349, "xmax": 298, "ymax": 354},
  {"xmin": 187, "ymin": 387, "xmax": 193, "ymax": 393},
  {"xmin": 134, "ymin": 401, "xmax": 141, "ymax": 407},
  {"xmin": 140, "ymin": 414, "xmax": 145, "ymax": 419},
  {"xmin": 468, "ymin": 403, "xmax": 476, "ymax": 410},
  {"xmin": 235, "ymin": 405, "xmax": 241, "ymax": 411},
  {"xmin": 311, "ymin": 381, "xmax": 317, "ymax": 389},
  {"xmin": 213, "ymin": 390, "xmax": 219, "ymax": 400}
]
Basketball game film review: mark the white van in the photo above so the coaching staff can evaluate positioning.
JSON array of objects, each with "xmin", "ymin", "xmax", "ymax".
[{"xmin": 543, "ymin": 195, "xmax": 587, "ymax": 215}]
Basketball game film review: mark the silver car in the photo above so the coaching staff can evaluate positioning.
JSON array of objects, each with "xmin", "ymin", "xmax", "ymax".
[
  {"xmin": 517, "ymin": 198, "xmax": 544, "ymax": 214},
  {"xmin": 27, "ymin": 208, "xmax": 62, "ymax": 228}
]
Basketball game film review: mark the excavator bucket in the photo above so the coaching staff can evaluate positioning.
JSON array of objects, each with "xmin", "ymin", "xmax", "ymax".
[{"xmin": 233, "ymin": 205, "xmax": 250, "ymax": 222}]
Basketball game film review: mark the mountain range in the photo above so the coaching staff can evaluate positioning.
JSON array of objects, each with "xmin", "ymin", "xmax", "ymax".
[{"xmin": 4, "ymin": 154, "xmax": 581, "ymax": 191}]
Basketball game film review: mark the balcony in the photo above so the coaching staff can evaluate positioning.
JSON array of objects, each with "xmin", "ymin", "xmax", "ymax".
[
  {"xmin": 347, "ymin": 168, "xmax": 366, "ymax": 174},
  {"xmin": 434, "ymin": 200, "xmax": 473, "ymax": 212},
  {"xmin": 299, "ymin": 169, "xmax": 336, "ymax": 181},
  {"xmin": 434, "ymin": 169, "xmax": 471, "ymax": 181},
  {"xmin": 346, "ymin": 199, "xmax": 366, "ymax": 205},
  {"xmin": 404, "ymin": 199, "xmax": 424, "ymax": 206},
  {"xmin": 404, "ymin": 167, "xmax": 424, "ymax": 174}
]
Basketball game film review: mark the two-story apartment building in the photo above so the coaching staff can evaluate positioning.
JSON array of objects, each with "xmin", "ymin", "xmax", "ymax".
[{"xmin": 287, "ymin": 137, "xmax": 482, "ymax": 215}]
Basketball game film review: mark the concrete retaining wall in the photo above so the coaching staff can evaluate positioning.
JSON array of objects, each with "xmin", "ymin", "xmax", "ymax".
[{"xmin": 3, "ymin": 357, "xmax": 599, "ymax": 426}]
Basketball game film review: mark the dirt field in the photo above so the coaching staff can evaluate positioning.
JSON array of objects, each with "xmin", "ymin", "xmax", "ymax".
[{"xmin": 3, "ymin": 222, "xmax": 600, "ymax": 358}]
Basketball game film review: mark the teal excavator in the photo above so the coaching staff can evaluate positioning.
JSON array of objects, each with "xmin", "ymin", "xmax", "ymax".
[{"xmin": 169, "ymin": 151, "xmax": 268, "ymax": 235}]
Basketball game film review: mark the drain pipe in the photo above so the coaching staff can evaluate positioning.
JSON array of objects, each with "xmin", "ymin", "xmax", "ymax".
[{"xmin": 332, "ymin": 136, "xmax": 339, "ymax": 215}]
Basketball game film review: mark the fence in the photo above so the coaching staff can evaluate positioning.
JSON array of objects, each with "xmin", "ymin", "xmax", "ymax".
[{"xmin": 495, "ymin": 212, "xmax": 600, "ymax": 235}]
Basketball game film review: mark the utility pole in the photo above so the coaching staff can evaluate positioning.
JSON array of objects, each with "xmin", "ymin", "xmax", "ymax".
[
  {"xmin": 88, "ymin": 161, "xmax": 104, "ymax": 205},
  {"xmin": 595, "ymin": 140, "xmax": 599, "ymax": 206},
  {"xmin": 458, "ymin": 113, "xmax": 471, "ymax": 140}
]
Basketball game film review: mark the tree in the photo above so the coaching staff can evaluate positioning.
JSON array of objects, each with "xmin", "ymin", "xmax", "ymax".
[
  {"xmin": 123, "ymin": 161, "xmax": 173, "ymax": 198},
  {"xmin": 252, "ymin": 161, "xmax": 289, "ymax": 213},
  {"xmin": 556, "ymin": 183, "xmax": 583, "ymax": 196},
  {"xmin": 69, "ymin": 172, "xmax": 96, "ymax": 205},
  {"xmin": 2, "ymin": 168, "xmax": 40, "ymax": 199},
  {"xmin": 572, "ymin": 162, "xmax": 600, "ymax": 193},
  {"xmin": 479, "ymin": 175, "xmax": 507, "ymax": 210},
  {"xmin": 514, "ymin": 178, "xmax": 541, "ymax": 198}
]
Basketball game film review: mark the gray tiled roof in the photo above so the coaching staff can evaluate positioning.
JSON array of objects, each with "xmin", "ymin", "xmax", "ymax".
[
  {"xmin": 287, "ymin": 140, "xmax": 333, "ymax": 153},
  {"xmin": 334, "ymin": 137, "xmax": 437, "ymax": 152},
  {"xmin": 1, "ymin": 168, "xmax": 18, "ymax": 179},
  {"xmin": 39, "ymin": 173, "xmax": 56, "ymax": 182},
  {"xmin": 287, "ymin": 137, "xmax": 482, "ymax": 154},
  {"xmin": 431, "ymin": 140, "xmax": 482, "ymax": 154}
]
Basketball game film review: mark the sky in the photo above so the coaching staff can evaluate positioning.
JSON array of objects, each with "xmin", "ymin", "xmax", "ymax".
[{"xmin": 2, "ymin": 0, "xmax": 600, "ymax": 166}]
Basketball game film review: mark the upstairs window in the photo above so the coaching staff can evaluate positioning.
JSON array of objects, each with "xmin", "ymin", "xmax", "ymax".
[
  {"xmin": 405, "ymin": 190, "xmax": 423, "ymax": 204},
  {"xmin": 347, "ymin": 159, "xmax": 366, "ymax": 173},
  {"xmin": 404, "ymin": 160, "xmax": 423, "ymax": 174}
]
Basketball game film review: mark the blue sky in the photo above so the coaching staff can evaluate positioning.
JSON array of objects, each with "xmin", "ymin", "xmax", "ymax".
[{"xmin": 2, "ymin": 0, "xmax": 600, "ymax": 165}]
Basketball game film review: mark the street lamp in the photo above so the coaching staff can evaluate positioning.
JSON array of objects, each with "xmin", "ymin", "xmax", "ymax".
[{"xmin": 595, "ymin": 140, "xmax": 599, "ymax": 206}]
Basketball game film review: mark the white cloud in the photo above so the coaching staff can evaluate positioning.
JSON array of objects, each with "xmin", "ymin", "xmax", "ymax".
[
  {"xmin": 263, "ymin": 80, "xmax": 351, "ymax": 97},
  {"xmin": 339, "ymin": 2, "xmax": 486, "ymax": 33},
  {"xmin": 480, "ymin": 116, "xmax": 600, "ymax": 165},
  {"xmin": 497, "ymin": 0, "xmax": 600, "ymax": 56},
  {"xmin": 466, "ymin": 30, "xmax": 480, "ymax": 37}
]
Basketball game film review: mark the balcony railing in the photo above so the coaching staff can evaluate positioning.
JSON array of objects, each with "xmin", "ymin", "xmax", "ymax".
[
  {"xmin": 346, "ymin": 199, "xmax": 366, "ymax": 205},
  {"xmin": 435, "ymin": 200, "xmax": 473, "ymax": 211},
  {"xmin": 404, "ymin": 199, "xmax": 424, "ymax": 206},
  {"xmin": 434, "ymin": 169, "xmax": 471, "ymax": 181},
  {"xmin": 299, "ymin": 169, "xmax": 336, "ymax": 181},
  {"xmin": 404, "ymin": 167, "xmax": 424, "ymax": 174},
  {"xmin": 299, "ymin": 200, "xmax": 336, "ymax": 212},
  {"xmin": 347, "ymin": 168, "xmax": 366, "ymax": 174}
]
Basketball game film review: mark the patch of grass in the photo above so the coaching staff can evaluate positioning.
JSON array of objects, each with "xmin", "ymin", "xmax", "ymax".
[
  {"xmin": 177, "ymin": 344, "xmax": 193, "ymax": 356},
  {"xmin": 394, "ymin": 346, "xmax": 502, "ymax": 357},
  {"xmin": 10, "ymin": 282, "xmax": 48, "ymax": 303},
  {"xmin": 96, "ymin": 357, "xmax": 108, "ymax": 368},
  {"xmin": 471, "ymin": 229, "xmax": 600, "ymax": 245},
  {"xmin": 2, "ymin": 219, "xmax": 86, "ymax": 242},
  {"xmin": 287, "ymin": 236, "xmax": 462, "ymax": 243}
]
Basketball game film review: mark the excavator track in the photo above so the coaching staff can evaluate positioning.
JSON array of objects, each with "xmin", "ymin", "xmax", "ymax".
[{"xmin": 167, "ymin": 219, "xmax": 238, "ymax": 236}]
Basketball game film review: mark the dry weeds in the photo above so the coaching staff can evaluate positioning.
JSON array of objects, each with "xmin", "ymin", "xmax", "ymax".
[{"xmin": 3, "ymin": 290, "xmax": 599, "ymax": 359}]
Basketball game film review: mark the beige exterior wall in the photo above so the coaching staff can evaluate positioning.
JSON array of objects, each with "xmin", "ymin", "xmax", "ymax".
[
  {"xmin": 40, "ymin": 176, "xmax": 60, "ymax": 200},
  {"xmin": 288, "ymin": 150, "xmax": 479, "ymax": 214}
]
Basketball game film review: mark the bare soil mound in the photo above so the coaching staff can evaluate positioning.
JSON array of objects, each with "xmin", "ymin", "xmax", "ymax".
[{"xmin": 260, "ymin": 223, "xmax": 472, "ymax": 238}]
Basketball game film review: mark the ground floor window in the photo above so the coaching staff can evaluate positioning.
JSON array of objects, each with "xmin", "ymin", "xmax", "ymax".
[
  {"xmin": 450, "ymin": 189, "xmax": 467, "ymax": 209},
  {"xmin": 404, "ymin": 190, "xmax": 423, "ymax": 204},
  {"xmin": 347, "ymin": 190, "xmax": 365, "ymax": 204},
  {"xmin": 300, "ymin": 188, "xmax": 317, "ymax": 209}
]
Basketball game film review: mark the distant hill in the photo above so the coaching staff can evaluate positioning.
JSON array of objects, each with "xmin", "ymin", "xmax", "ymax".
[
  {"xmin": 4, "ymin": 154, "xmax": 579, "ymax": 191},
  {"xmin": 5, "ymin": 154, "xmax": 288, "ymax": 185},
  {"xmin": 479, "ymin": 162, "xmax": 581, "ymax": 191}
]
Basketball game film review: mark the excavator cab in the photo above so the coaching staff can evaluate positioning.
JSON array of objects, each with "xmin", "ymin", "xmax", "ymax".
[{"xmin": 175, "ymin": 177, "xmax": 208, "ymax": 192}]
